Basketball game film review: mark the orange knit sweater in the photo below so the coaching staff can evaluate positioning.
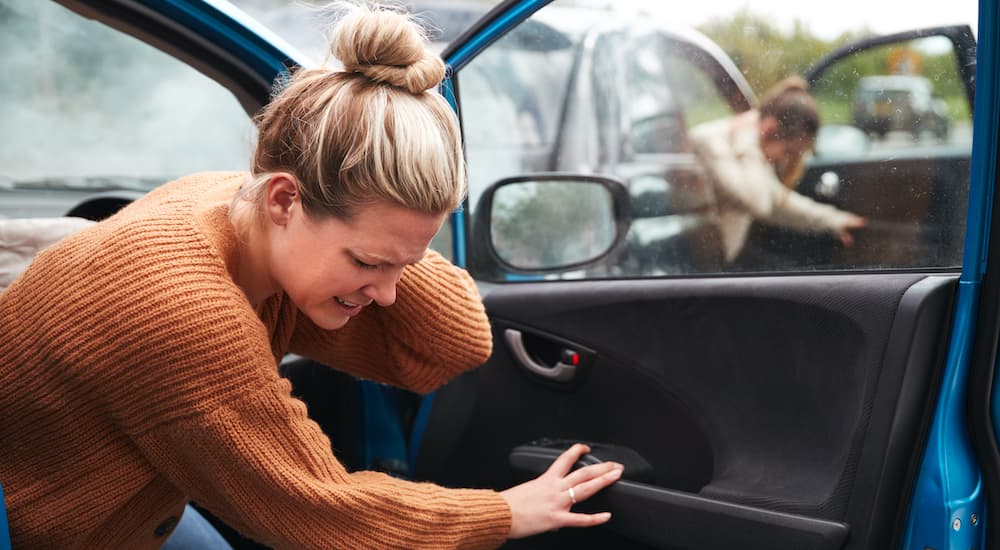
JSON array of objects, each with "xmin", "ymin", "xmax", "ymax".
[{"xmin": 0, "ymin": 172, "xmax": 510, "ymax": 549}]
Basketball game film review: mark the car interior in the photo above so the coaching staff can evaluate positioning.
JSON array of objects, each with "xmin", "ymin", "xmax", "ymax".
[{"xmin": 0, "ymin": 1, "xmax": 988, "ymax": 549}]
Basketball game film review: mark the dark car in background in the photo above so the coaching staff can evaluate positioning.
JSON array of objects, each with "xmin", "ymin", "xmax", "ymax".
[{"xmin": 852, "ymin": 74, "xmax": 950, "ymax": 140}]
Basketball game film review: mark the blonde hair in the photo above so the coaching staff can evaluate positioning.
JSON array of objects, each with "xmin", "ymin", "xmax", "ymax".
[{"xmin": 247, "ymin": 2, "xmax": 464, "ymax": 220}]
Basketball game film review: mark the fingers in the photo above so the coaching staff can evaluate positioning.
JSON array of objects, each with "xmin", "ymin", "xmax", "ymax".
[
  {"xmin": 545, "ymin": 443, "xmax": 591, "ymax": 477},
  {"xmin": 547, "ymin": 443, "xmax": 624, "ymax": 505},
  {"xmin": 559, "ymin": 511, "xmax": 612, "ymax": 529},
  {"xmin": 555, "ymin": 466, "xmax": 621, "ymax": 530},
  {"xmin": 565, "ymin": 463, "xmax": 623, "ymax": 506},
  {"xmin": 563, "ymin": 460, "xmax": 622, "ymax": 492},
  {"xmin": 500, "ymin": 444, "xmax": 624, "ymax": 539}
]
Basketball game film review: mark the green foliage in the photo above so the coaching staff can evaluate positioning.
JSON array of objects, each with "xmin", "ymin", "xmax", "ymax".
[
  {"xmin": 696, "ymin": 9, "xmax": 971, "ymax": 124},
  {"xmin": 697, "ymin": 9, "xmax": 850, "ymax": 96}
]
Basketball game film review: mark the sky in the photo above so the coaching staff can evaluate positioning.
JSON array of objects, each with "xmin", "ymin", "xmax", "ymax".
[
  {"xmin": 232, "ymin": 0, "xmax": 982, "ymax": 62},
  {"xmin": 588, "ymin": 0, "xmax": 980, "ymax": 40}
]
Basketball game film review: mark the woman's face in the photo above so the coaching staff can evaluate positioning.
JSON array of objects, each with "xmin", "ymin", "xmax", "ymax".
[
  {"xmin": 759, "ymin": 116, "xmax": 814, "ymax": 166},
  {"xmin": 267, "ymin": 196, "xmax": 447, "ymax": 331}
]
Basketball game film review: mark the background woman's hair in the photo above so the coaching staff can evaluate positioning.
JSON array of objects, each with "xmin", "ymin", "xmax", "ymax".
[
  {"xmin": 248, "ymin": 1, "xmax": 464, "ymax": 220},
  {"xmin": 758, "ymin": 75, "xmax": 819, "ymax": 141}
]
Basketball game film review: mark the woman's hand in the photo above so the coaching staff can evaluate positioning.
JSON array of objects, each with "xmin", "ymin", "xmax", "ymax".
[
  {"xmin": 838, "ymin": 214, "xmax": 869, "ymax": 247},
  {"xmin": 500, "ymin": 443, "xmax": 623, "ymax": 539}
]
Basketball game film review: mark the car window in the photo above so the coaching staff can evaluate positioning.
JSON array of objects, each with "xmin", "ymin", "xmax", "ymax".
[
  {"xmin": 799, "ymin": 33, "xmax": 974, "ymax": 270},
  {"xmin": 812, "ymin": 36, "xmax": 972, "ymax": 157},
  {"xmin": 459, "ymin": 0, "xmax": 977, "ymax": 280},
  {"xmin": 626, "ymin": 32, "xmax": 735, "ymax": 156},
  {"xmin": 0, "ymin": 0, "xmax": 254, "ymax": 220},
  {"xmin": 626, "ymin": 37, "xmax": 693, "ymax": 154}
]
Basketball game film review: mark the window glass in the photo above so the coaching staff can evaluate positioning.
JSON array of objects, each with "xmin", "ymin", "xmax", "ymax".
[
  {"xmin": 460, "ymin": 20, "xmax": 578, "ymax": 213},
  {"xmin": 626, "ymin": 34, "xmax": 734, "ymax": 155},
  {"xmin": 626, "ymin": 40, "xmax": 696, "ymax": 154},
  {"xmin": 0, "ymin": 0, "xmax": 254, "ymax": 220},
  {"xmin": 459, "ymin": 0, "xmax": 977, "ymax": 280}
]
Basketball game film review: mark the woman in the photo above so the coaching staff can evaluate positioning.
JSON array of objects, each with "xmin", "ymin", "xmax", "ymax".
[
  {"xmin": 0, "ymin": 3, "xmax": 621, "ymax": 548},
  {"xmin": 689, "ymin": 76, "xmax": 867, "ymax": 265}
]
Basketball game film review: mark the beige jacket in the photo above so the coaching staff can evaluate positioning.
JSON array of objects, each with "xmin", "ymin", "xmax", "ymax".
[{"xmin": 689, "ymin": 111, "xmax": 856, "ymax": 262}]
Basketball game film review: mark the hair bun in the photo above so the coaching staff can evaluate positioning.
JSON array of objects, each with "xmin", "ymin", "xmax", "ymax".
[
  {"xmin": 331, "ymin": 3, "xmax": 445, "ymax": 93},
  {"xmin": 774, "ymin": 75, "xmax": 809, "ymax": 94}
]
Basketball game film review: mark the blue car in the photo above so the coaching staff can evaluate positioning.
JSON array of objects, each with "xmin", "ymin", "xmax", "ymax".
[{"xmin": 0, "ymin": 0, "xmax": 995, "ymax": 549}]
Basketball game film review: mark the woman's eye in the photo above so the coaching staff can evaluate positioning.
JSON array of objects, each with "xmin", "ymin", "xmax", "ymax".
[{"xmin": 354, "ymin": 258, "xmax": 378, "ymax": 270}]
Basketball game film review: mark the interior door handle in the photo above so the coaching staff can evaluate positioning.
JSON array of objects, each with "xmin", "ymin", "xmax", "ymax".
[
  {"xmin": 504, "ymin": 328, "xmax": 578, "ymax": 382},
  {"xmin": 815, "ymin": 171, "xmax": 841, "ymax": 198}
]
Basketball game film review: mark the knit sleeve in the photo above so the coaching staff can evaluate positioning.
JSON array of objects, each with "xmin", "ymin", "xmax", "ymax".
[
  {"xmin": 289, "ymin": 249, "xmax": 493, "ymax": 394},
  {"xmin": 133, "ymin": 378, "xmax": 511, "ymax": 550}
]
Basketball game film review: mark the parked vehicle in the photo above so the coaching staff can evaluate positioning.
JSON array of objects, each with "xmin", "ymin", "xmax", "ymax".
[
  {"xmin": 2, "ymin": 1, "xmax": 996, "ymax": 550},
  {"xmin": 852, "ymin": 74, "xmax": 950, "ymax": 140},
  {"xmin": 459, "ymin": 6, "xmax": 755, "ymax": 278}
]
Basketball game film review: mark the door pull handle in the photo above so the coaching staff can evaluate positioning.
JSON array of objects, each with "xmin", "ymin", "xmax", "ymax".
[{"xmin": 504, "ymin": 328, "xmax": 578, "ymax": 382}]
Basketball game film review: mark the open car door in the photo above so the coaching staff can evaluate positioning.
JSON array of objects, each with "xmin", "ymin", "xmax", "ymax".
[{"xmin": 410, "ymin": 1, "xmax": 998, "ymax": 549}]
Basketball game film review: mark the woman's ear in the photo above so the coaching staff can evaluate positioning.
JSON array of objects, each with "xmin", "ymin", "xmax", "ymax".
[{"xmin": 263, "ymin": 173, "xmax": 300, "ymax": 226}]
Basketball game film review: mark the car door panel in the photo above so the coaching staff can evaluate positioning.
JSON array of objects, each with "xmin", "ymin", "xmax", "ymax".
[{"xmin": 416, "ymin": 274, "xmax": 954, "ymax": 548}]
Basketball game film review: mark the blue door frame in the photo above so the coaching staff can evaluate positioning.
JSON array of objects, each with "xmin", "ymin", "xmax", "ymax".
[{"xmin": 901, "ymin": 1, "xmax": 997, "ymax": 548}]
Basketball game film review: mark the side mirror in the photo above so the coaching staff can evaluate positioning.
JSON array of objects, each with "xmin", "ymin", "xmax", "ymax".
[{"xmin": 469, "ymin": 174, "xmax": 631, "ymax": 281}]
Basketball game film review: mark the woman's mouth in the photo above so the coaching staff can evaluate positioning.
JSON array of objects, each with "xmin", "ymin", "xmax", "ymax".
[{"xmin": 334, "ymin": 296, "xmax": 364, "ymax": 316}]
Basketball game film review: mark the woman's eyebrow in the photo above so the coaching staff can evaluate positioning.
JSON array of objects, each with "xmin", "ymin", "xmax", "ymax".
[{"xmin": 350, "ymin": 249, "xmax": 424, "ymax": 267}]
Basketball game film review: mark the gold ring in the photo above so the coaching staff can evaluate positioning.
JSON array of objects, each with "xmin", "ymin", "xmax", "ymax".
[{"xmin": 568, "ymin": 486, "xmax": 577, "ymax": 505}]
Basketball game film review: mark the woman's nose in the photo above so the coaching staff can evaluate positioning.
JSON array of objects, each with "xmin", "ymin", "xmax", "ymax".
[{"xmin": 362, "ymin": 275, "xmax": 398, "ymax": 307}]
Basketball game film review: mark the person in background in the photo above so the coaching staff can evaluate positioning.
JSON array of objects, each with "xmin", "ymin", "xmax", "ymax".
[
  {"xmin": 0, "ymin": 3, "xmax": 622, "ymax": 548},
  {"xmin": 689, "ymin": 76, "xmax": 867, "ymax": 266}
]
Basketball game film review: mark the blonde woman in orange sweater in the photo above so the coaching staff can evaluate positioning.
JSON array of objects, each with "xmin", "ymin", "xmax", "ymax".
[{"xmin": 0, "ymin": 3, "xmax": 622, "ymax": 549}]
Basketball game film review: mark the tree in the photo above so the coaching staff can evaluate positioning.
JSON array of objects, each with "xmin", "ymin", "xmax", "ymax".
[{"xmin": 697, "ymin": 8, "xmax": 870, "ymax": 97}]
